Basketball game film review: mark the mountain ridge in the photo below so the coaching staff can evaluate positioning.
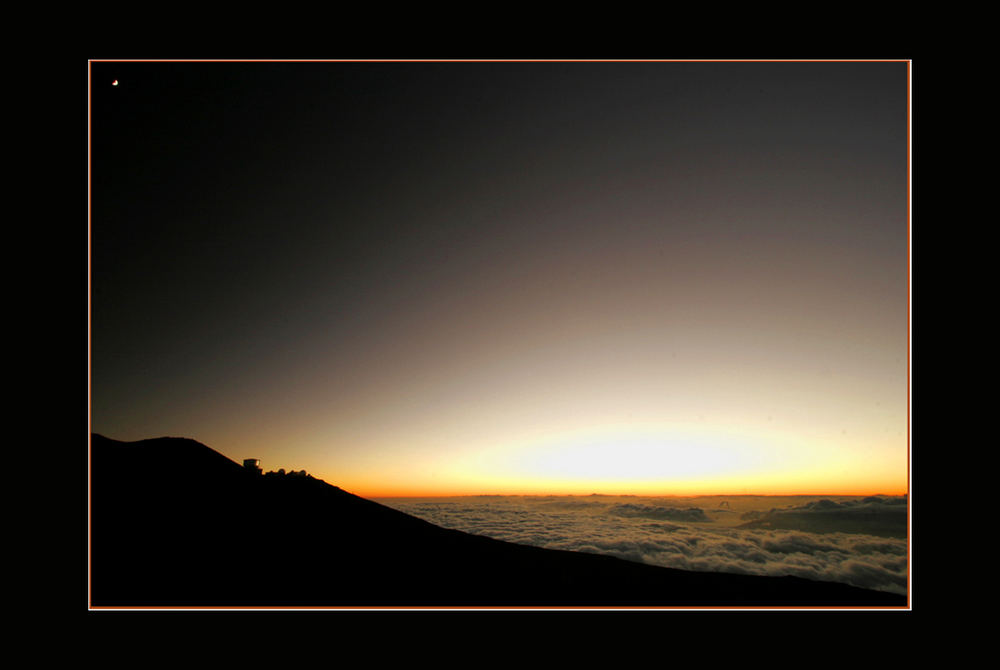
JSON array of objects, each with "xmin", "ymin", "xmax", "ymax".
[{"xmin": 89, "ymin": 433, "xmax": 907, "ymax": 607}]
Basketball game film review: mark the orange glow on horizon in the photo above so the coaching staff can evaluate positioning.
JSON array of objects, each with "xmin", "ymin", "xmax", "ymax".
[
  {"xmin": 198, "ymin": 418, "xmax": 907, "ymax": 504},
  {"xmin": 314, "ymin": 465, "xmax": 908, "ymax": 500},
  {"xmin": 337, "ymin": 482, "xmax": 909, "ymax": 500},
  {"xmin": 295, "ymin": 421, "xmax": 908, "ymax": 501}
]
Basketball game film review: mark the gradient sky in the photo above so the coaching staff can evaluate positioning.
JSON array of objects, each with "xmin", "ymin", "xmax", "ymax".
[{"xmin": 90, "ymin": 61, "xmax": 909, "ymax": 497}]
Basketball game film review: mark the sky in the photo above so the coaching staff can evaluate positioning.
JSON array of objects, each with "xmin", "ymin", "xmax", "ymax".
[{"xmin": 90, "ymin": 60, "xmax": 909, "ymax": 498}]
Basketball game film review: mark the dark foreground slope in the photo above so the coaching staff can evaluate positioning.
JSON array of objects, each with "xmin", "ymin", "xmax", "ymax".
[{"xmin": 89, "ymin": 435, "xmax": 905, "ymax": 607}]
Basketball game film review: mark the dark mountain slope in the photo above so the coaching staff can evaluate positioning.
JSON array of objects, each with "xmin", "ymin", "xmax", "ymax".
[{"xmin": 89, "ymin": 434, "xmax": 906, "ymax": 607}]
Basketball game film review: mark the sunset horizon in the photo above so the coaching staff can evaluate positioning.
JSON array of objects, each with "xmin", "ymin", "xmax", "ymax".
[
  {"xmin": 90, "ymin": 59, "xmax": 909, "ymax": 604},
  {"xmin": 92, "ymin": 429, "xmax": 907, "ymax": 500}
]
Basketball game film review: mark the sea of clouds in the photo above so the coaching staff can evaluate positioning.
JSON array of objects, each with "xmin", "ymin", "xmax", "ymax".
[{"xmin": 373, "ymin": 494, "xmax": 908, "ymax": 595}]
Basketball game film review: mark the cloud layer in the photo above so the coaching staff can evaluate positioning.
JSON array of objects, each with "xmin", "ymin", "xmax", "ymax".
[
  {"xmin": 376, "ymin": 495, "xmax": 908, "ymax": 596},
  {"xmin": 738, "ymin": 496, "xmax": 907, "ymax": 538}
]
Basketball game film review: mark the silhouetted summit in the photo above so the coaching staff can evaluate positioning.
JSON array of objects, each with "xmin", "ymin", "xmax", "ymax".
[{"xmin": 89, "ymin": 434, "xmax": 906, "ymax": 607}]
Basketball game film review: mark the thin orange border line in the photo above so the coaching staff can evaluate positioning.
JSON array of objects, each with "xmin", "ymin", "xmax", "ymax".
[
  {"xmin": 87, "ymin": 58, "xmax": 913, "ymax": 612},
  {"xmin": 91, "ymin": 605, "xmax": 909, "ymax": 612},
  {"xmin": 906, "ymin": 59, "xmax": 912, "ymax": 609},
  {"xmin": 87, "ymin": 58, "xmax": 910, "ymax": 63},
  {"xmin": 87, "ymin": 59, "xmax": 93, "ymax": 609}
]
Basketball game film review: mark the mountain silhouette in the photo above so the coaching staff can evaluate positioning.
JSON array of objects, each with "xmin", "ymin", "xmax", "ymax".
[{"xmin": 89, "ymin": 434, "xmax": 906, "ymax": 607}]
